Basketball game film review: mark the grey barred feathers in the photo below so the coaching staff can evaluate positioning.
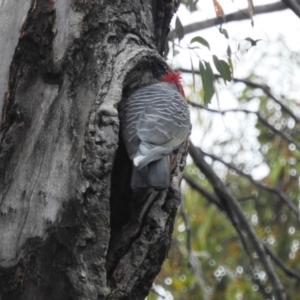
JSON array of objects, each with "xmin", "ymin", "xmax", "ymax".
[{"xmin": 122, "ymin": 81, "xmax": 191, "ymax": 190}]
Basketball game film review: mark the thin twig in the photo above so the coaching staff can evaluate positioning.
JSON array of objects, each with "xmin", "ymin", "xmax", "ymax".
[
  {"xmin": 183, "ymin": 174, "xmax": 222, "ymax": 209},
  {"xmin": 201, "ymin": 150, "xmax": 299, "ymax": 217},
  {"xmin": 187, "ymin": 101, "xmax": 300, "ymax": 151},
  {"xmin": 180, "ymin": 198, "xmax": 210, "ymax": 300},
  {"xmin": 264, "ymin": 244, "xmax": 300, "ymax": 282},
  {"xmin": 180, "ymin": 68, "xmax": 300, "ymax": 124},
  {"xmin": 238, "ymin": 194, "xmax": 257, "ymax": 202},
  {"xmin": 184, "ymin": 174, "xmax": 256, "ymax": 204}
]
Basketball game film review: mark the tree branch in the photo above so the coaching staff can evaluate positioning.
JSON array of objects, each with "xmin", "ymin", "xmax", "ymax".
[
  {"xmin": 238, "ymin": 194, "xmax": 257, "ymax": 202},
  {"xmin": 201, "ymin": 150, "xmax": 299, "ymax": 217},
  {"xmin": 170, "ymin": 2, "xmax": 287, "ymax": 39},
  {"xmin": 180, "ymin": 68, "xmax": 300, "ymax": 124},
  {"xmin": 281, "ymin": 0, "xmax": 300, "ymax": 18},
  {"xmin": 183, "ymin": 174, "xmax": 223, "ymax": 209},
  {"xmin": 184, "ymin": 172, "xmax": 300, "ymax": 284},
  {"xmin": 184, "ymin": 165, "xmax": 300, "ymax": 291},
  {"xmin": 264, "ymin": 244, "xmax": 300, "ymax": 282},
  {"xmin": 187, "ymin": 101, "xmax": 300, "ymax": 151},
  {"xmin": 189, "ymin": 141, "xmax": 287, "ymax": 300}
]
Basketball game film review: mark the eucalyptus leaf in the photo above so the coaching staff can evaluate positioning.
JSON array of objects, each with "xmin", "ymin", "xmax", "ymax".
[
  {"xmin": 175, "ymin": 16, "xmax": 184, "ymax": 42},
  {"xmin": 190, "ymin": 36, "xmax": 210, "ymax": 50},
  {"xmin": 199, "ymin": 61, "xmax": 215, "ymax": 104},
  {"xmin": 213, "ymin": 55, "xmax": 232, "ymax": 84}
]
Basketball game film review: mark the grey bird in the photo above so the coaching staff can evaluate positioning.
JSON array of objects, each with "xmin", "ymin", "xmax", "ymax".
[{"xmin": 122, "ymin": 72, "xmax": 191, "ymax": 190}]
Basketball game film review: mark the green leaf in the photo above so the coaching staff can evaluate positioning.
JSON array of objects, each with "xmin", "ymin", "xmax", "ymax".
[
  {"xmin": 175, "ymin": 16, "xmax": 184, "ymax": 42},
  {"xmin": 228, "ymin": 57, "xmax": 234, "ymax": 78},
  {"xmin": 226, "ymin": 45, "xmax": 232, "ymax": 58},
  {"xmin": 199, "ymin": 61, "xmax": 215, "ymax": 105},
  {"xmin": 190, "ymin": 36, "xmax": 210, "ymax": 50},
  {"xmin": 213, "ymin": 55, "xmax": 232, "ymax": 83},
  {"xmin": 183, "ymin": 0, "xmax": 197, "ymax": 12},
  {"xmin": 190, "ymin": 55, "xmax": 195, "ymax": 92},
  {"xmin": 220, "ymin": 28, "xmax": 229, "ymax": 39}
]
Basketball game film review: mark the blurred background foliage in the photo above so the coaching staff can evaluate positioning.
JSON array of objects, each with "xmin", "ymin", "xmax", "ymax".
[{"xmin": 148, "ymin": 1, "xmax": 300, "ymax": 299}]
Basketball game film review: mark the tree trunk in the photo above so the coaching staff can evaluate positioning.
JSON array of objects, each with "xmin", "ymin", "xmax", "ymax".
[{"xmin": 0, "ymin": 1, "xmax": 188, "ymax": 299}]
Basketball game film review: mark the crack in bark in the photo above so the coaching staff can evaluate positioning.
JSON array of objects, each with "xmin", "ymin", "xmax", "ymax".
[{"xmin": 16, "ymin": 154, "xmax": 45, "ymax": 255}]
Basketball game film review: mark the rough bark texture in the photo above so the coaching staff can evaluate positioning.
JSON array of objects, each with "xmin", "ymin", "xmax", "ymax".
[{"xmin": 0, "ymin": 0, "xmax": 188, "ymax": 299}]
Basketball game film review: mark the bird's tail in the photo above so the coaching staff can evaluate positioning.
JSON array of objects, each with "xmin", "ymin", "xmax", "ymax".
[{"xmin": 131, "ymin": 156, "xmax": 170, "ymax": 190}]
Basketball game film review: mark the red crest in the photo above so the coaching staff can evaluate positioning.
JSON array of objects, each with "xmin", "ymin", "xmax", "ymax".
[{"xmin": 160, "ymin": 72, "xmax": 185, "ymax": 97}]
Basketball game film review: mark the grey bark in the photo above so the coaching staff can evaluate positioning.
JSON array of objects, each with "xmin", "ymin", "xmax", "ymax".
[{"xmin": 0, "ymin": 1, "xmax": 188, "ymax": 299}]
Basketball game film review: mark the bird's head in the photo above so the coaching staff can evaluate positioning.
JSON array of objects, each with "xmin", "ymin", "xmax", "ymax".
[{"xmin": 160, "ymin": 72, "xmax": 185, "ymax": 98}]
